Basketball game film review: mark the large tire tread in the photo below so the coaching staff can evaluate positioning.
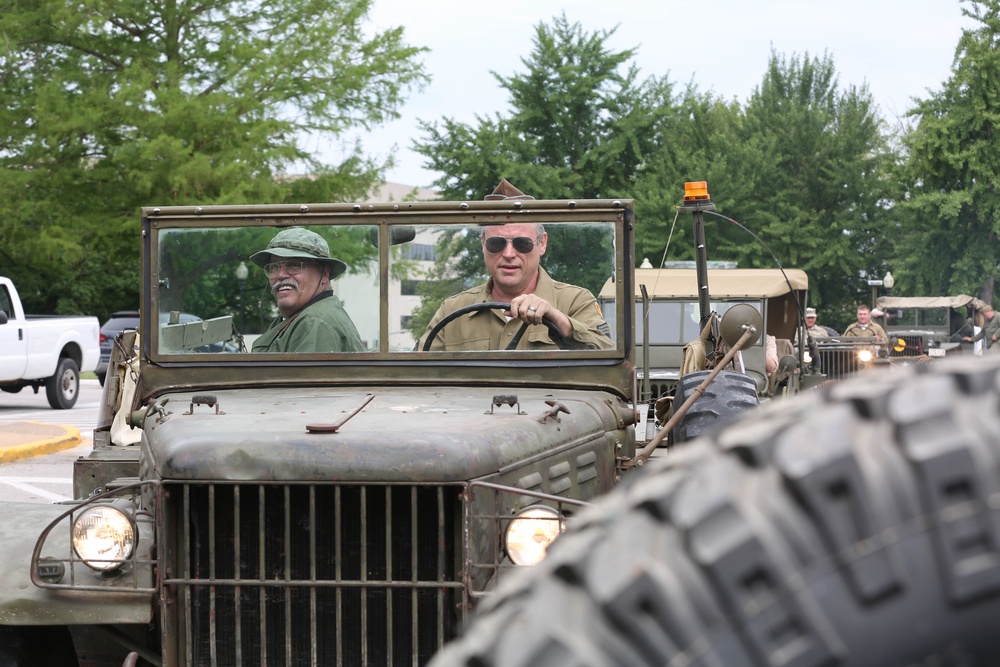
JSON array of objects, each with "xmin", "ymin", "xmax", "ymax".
[
  {"xmin": 671, "ymin": 369, "xmax": 759, "ymax": 444},
  {"xmin": 432, "ymin": 356, "xmax": 1000, "ymax": 666}
]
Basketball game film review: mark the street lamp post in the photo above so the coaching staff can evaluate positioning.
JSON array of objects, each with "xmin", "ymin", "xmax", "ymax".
[
  {"xmin": 235, "ymin": 261, "xmax": 249, "ymax": 330},
  {"xmin": 883, "ymin": 271, "xmax": 894, "ymax": 295},
  {"xmin": 867, "ymin": 278, "xmax": 883, "ymax": 308}
]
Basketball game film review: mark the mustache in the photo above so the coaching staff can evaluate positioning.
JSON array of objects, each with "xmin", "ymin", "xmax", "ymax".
[{"xmin": 271, "ymin": 279, "xmax": 303, "ymax": 295}]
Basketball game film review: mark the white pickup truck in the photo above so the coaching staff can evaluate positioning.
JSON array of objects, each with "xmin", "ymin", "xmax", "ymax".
[{"xmin": 0, "ymin": 276, "xmax": 100, "ymax": 409}]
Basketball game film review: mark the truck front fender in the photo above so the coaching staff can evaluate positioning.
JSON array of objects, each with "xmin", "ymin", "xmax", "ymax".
[{"xmin": 0, "ymin": 502, "xmax": 153, "ymax": 626}]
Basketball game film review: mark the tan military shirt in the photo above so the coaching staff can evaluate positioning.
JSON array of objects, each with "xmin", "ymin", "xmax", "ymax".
[
  {"xmin": 805, "ymin": 323, "xmax": 829, "ymax": 338},
  {"xmin": 842, "ymin": 321, "xmax": 887, "ymax": 341},
  {"xmin": 420, "ymin": 268, "xmax": 613, "ymax": 351}
]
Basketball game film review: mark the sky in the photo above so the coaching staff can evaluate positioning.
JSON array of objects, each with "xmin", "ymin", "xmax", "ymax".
[{"xmin": 314, "ymin": 0, "xmax": 976, "ymax": 190}]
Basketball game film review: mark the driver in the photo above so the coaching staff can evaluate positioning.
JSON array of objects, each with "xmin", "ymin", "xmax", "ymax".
[
  {"xmin": 418, "ymin": 179, "xmax": 613, "ymax": 351},
  {"xmin": 249, "ymin": 228, "xmax": 365, "ymax": 353}
]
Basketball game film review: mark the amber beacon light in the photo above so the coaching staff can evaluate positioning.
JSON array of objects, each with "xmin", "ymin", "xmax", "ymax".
[
  {"xmin": 678, "ymin": 180, "xmax": 715, "ymax": 212},
  {"xmin": 683, "ymin": 181, "xmax": 711, "ymax": 201}
]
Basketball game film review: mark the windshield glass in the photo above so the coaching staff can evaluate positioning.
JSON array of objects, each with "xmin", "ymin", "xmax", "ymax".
[
  {"xmin": 151, "ymin": 216, "xmax": 621, "ymax": 358},
  {"xmin": 602, "ymin": 299, "xmax": 760, "ymax": 345},
  {"xmin": 885, "ymin": 307, "xmax": 950, "ymax": 329}
]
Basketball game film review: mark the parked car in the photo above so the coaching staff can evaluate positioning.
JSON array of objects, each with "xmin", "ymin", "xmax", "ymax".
[
  {"xmin": 0, "ymin": 276, "xmax": 100, "ymax": 409},
  {"xmin": 96, "ymin": 310, "xmax": 234, "ymax": 385}
]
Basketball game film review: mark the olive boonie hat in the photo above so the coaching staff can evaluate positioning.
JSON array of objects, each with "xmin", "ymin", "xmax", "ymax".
[
  {"xmin": 249, "ymin": 228, "xmax": 347, "ymax": 279},
  {"xmin": 484, "ymin": 178, "xmax": 534, "ymax": 201}
]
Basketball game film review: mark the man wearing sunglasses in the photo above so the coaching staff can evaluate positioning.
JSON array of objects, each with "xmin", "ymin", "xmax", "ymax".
[
  {"xmin": 419, "ymin": 179, "xmax": 613, "ymax": 351},
  {"xmin": 249, "ymin": 228, "xmax": 365, "ymax": 352}
]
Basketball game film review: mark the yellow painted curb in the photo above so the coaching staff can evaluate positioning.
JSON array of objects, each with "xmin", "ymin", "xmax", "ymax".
[{"xmin": 0, "ymin": 422, "xmax": 82, "ymax": 464}]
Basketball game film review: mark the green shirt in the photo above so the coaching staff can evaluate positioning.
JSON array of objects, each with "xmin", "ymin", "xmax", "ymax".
[
  {"xmin": 420, "ymin": 268, "xmax": 613, "ymax": 351},
  {"xmin": 252, "ymin": 292, "xmax": 364, "ymax": 353},
  {"xmin": 969, "ymin": 314, "xmax": 1000, "ymax": 347}
]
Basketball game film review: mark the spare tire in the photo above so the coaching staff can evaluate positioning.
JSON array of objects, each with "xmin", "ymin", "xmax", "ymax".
[
  {"xmin": 670, "ymin": 369, "xmax": 759, "ymax": 444},
  {"xmin": 431, "ymin": 355, "xmax": 1000, "ymax": 666}
]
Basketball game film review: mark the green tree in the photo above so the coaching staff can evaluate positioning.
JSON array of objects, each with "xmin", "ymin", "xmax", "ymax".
[
  {"xmin": 0, "ymin": 0, "xmax": 428, "ymax": 319},
  {"xmin": 415, "ymin": 13, "xmax": 677, "ymax": 201},
  {"xmin": 409, "ymin": 14, "xmax": 676, "ymax": 335},
  {"xmin": 708, "ymin": 51, "xmax": 891, "ymax": 330},
  {"xmin": 629, "ymin": 87, "xmax": 744, "ymax": 268},
  {"xmin": 895, "ymin": 0, "xmax": 1000, "ymax": 305}
]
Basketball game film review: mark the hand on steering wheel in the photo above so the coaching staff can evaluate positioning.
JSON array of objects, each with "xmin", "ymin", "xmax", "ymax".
[{"xmin": 421, "ymin": 302, "xmax": 570, "ymax": 351}]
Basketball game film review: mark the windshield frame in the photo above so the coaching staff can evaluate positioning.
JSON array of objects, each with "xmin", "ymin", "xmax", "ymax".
[{"xmin": 139, "ymin": 199, "xmax": 635, "ymax": 398}]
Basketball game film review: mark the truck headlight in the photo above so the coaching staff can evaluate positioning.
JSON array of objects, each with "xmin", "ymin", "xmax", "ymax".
[
  {"xmin": 504, "ymin": 506, "xmax": 564, "ymax": 566},
  {"xmin": 857, "ymin": 349, "xmax": 873, "ymax": 363},
  {"xmin": 71, "ymin": 503, "xmax": 136, "ymax": 572}
]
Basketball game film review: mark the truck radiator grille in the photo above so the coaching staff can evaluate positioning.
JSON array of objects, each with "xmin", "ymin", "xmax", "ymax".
[
  {"xmin": 163, "ymin": 482, "xmax": 463, "ymax": 666},
  {"xmin": 889, "ymin": 334, "xmax": 924, "ymax": 357}
]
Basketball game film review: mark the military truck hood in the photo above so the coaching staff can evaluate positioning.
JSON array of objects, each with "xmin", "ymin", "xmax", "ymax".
[{"xmin": 143, "ymin": 386, "xmax": 623, "ymax": 482}]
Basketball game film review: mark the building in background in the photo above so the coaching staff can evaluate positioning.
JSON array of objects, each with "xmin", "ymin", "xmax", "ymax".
[{"xmin": 336, "ymin": 183, "xmax": 439, "ymax": 350}]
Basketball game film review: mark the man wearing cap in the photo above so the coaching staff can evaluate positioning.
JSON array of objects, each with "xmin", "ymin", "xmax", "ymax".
[
  {"xmin": 803, "ymin": 307, "xmax": 829, "ymax": 339},
  {"xmin": 963, "ymin": 304, "xmax": 1000, "ymax": 351},
  {"xmin": 418, "ymin": 179, "xmax": 613, "ymax": 351},
  {"xmin": 249, "ymin": 228, "xmax": 365, "ymax": 353}
]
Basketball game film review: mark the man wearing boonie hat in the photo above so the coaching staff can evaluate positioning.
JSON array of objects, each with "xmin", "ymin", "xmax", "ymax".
[
  {"xmin": 418, "ymin": 179, "xmax": 613, "ymax": 351},
  {"xmin": 249, "ymin": 227, "xmax": 364, "ymax": 353}
]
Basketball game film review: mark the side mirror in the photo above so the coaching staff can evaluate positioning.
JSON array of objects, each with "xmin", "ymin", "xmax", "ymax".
[
  {"xmin": 719, "ymin": 303, "xmax": 762, "ymax": 348},
  {"xmin": 369, "ymin": 226, "xmax": 416, "ymax": 247},
  {"xmin": 0, "ymin": 310, "xmax": 7, "ymax": 325},
  {"xmin": 778, "ymin": 354, "xmax": 798, "ymax": 375}
]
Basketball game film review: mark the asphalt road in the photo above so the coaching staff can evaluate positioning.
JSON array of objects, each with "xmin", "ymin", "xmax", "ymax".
[{"xmin": 0, "ymin": 378, "xmax": 102, "ymax": 503}]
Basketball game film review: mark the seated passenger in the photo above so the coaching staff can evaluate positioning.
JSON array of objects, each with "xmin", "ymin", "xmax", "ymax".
[
  {"xmin": 419, "ymin": 179, "xmax": 613, "ymax": 351},
  {"xmin": 249, "ymin": 228, "xmax": 364, "ymax": 353},
  {"xmin": 765, "ymin": 334, "xmax": 778, "ymax": 376}
]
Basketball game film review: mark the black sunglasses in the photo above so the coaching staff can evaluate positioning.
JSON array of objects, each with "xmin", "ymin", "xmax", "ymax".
[{"xmin": 484, "ymin": 236, "xmax": 536, "ymax": 254}]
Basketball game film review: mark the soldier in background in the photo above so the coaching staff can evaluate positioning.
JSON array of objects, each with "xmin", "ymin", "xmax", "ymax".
[
  {"xmin": 963, "ymin": 304, "xmax": 1000, "ymax": 351},
  {"xmin": 843, "ymin": 304, "xmax": 887, "ymax": 342},
  {"xmin": 804, "ymin": 307, "xmax": 831, "ymax": 338}
]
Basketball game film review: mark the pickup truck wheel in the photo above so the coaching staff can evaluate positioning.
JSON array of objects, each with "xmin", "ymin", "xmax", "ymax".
[
  {"xmin": 45, "ymin": 357, "xmax": 79, "ymax": 409},
  {"xmin": 429, "ymin": 356, "xmax": 1000, "ymax": 666},
  {"xmin": 0, "ymin": 626, "xmax": 78, "ymax": 666},
  {"xmin": 670, "ymin": 369, "xmax": 758, "ymax": 444}
]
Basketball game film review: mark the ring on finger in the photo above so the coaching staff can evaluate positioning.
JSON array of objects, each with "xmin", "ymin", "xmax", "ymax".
[{"xmin": 528, "ymin": 306, "xmax": 538, "ymax": 312}]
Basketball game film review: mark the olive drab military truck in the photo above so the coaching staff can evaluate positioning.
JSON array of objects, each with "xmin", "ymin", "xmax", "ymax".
[
  {"xmin": 0, "ymin": 197, "xmax": 641, "ymax": 666},
  {"xmin": 600, "ymin": 183, "xmax": 827, "ymax": 448},
  {"xmin": 811, "ymin": 294, "xmax": 990, "ymax": 381},
  {"xmin": 600, "ymin": 266, "xmax": 815, "ymax": 401},
  {"xmin": 875, "ymin": 294, "xmax": 989, "ymax": 362}
]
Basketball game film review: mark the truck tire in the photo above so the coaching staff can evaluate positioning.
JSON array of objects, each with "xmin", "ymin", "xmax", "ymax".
[
  {"xmin": 430, "ymin": 356, "xmax": 1000, "ymax": 666},
  {"xmin": 671, "ymin": 369, "xmax": 759, "ymax": 444},
  {"xmin": 45, "ymin": 357, "xmax": 79, "ymax": 409},
  {"xmin": 0, "ymin": 626, "xmax": 78, "ymax": 666}
]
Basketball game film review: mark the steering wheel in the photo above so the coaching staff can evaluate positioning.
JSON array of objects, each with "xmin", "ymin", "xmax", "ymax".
[{"xmin": 422, "ymin": 301, "xmax": 570, "ymax": 351}]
